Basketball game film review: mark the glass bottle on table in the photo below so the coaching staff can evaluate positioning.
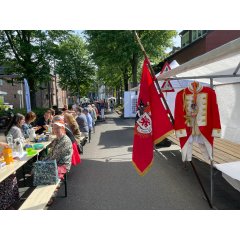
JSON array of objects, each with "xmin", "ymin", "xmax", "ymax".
[{"xmin": 6, "ymin": 134, "xmax": 13, "ymax": 149}]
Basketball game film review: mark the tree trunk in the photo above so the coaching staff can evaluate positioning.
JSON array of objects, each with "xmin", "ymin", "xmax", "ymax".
[
  {"xmin": 132, "ymin": 52, "xmax": 138, "ymax": 87},
  {"xmin": 29, "ymin": 91, "xmax": 36, "ymax": 109},
  {"xmin": 120, "ymin": 83, "xmax": 123, "ymax": 105},
  {"xmin": 78, "ymin": 86, "xmax": 81, "ymax": 103},
  {"xmin": 116, "ymin": 86, "xmax": 120, "ymax": 105},
  {"xmin": 28, "ymin": 78, "xmax": 37, "ymax": 109},
  {"xmin": 123, "ymin": 68, "xmax": 129, "ymax": 91}
]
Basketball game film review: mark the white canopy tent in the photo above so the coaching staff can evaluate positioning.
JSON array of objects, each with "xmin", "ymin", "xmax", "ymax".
[{"xmin": 156, "ymin": 37, "xmax": 240, "ymax": 203}]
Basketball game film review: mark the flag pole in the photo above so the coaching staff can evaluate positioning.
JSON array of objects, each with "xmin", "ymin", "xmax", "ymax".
[
  {"xmin": 134, "ymin": 31, "xmax": 174, "ymax": 125},
  {"xmin": 134, "ymin": 31, "xmax": 213, "ymax": 209}
]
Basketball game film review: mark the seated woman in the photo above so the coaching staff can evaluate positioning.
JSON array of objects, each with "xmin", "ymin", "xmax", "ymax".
[
  {"xmin": 53, "ymin": 115, "xmax": 81, "ymax": 166},
  {"xmin": 22, "ymin": 111, "xmax": 39, "ymax": 138},
  {"xmin": 48, "ymin": 119, "xmax": 73, "ymax": 174},
  {"xmin": 5, "ymin": 113, "xmax": 25, "ymax": 141},
  {"xmin": 64, "ymin": 113, "xmax": 81, "ymax": 144},
  {"xmin": 45, "ymin": 108, "xmax": 55, "ymax": 125},
  {"xmin": 0, "ymin": 142, "xmax": 19, "ymax": 210}
]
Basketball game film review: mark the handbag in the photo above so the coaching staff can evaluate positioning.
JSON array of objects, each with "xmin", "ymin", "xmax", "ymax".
[
  {"xmin": 77, "ymin": 143, "xmax": 83, "ymax": 154},
  {"xmin": 33, "ymin": 159, "xmax": 59, "ymax": 186}
]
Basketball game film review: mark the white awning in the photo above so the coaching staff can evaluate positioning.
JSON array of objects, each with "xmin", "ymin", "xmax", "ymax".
[{"xmin": 157, "ymin": 37, "xmax": 240, "ymax": 85}]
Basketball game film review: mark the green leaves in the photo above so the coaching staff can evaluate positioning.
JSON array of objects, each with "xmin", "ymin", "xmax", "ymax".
[
  {"xmin": 84, "ymin": 30, "xmax": 177, "ymax": 90},
  {"xmin": 55, "ymin": 35, "xmax": 95, "ymax": 97},
  {"xmin": 0, "ymin": 30, "xmax": 71, "ymax": 106},
  {"xmin": 0, "ymin": 30, "xmax": 177, "ymax": 104}
]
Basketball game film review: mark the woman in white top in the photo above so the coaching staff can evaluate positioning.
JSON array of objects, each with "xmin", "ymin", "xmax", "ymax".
[{"xmin": 5, "ymin": 113, "xmax": 25, "ymax": 140}]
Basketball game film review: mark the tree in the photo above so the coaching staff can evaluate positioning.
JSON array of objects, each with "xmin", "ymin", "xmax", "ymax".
[
  {"xmin": 0, "ymin": 30, "xmax": 71, "ymax": 108},
  {"xmin": 84, "ymin": 30, "xmax": 177, "ymax": 90},
  {"xmin": 55, "ymin": 34, "xmax": 95, "ymax": 101}
]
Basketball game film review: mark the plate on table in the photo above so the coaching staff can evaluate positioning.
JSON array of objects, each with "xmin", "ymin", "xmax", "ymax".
[
  {"xmin": 26, "ymin": 149, "xmax": 38, "ymax": 156},
  {"xmin": 33, "ymin": 143, "xmax": 44, "ymax": 150}
]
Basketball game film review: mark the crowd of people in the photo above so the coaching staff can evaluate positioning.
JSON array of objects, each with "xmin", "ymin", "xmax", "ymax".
[{"xmin": 0, "ymin": 100, "xmax": 111, "ymax": 210}]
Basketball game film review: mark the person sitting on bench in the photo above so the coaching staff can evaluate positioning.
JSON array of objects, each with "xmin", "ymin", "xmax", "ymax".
[{"xmin": 48, "ymin": 119, "xmax": 73, "ymax": 177}]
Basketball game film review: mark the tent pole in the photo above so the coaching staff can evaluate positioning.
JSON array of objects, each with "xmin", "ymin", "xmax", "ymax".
[
  {"xmin": 210, "ymin": 78, "xmax": 214, "ymax": 89},
  {"xmin": 134, "ymin": 31, "xmax": 212, "ymax": 208},
  {"xmin": 210, "ymin": 159, "xmax": 214, "ymax": 206},
  {"xmin": 233, "ymin": 61, "xmax": 240, "ymax": 75},
  {"xmin": 210, "ymin": 78, "xmax": 214, "ymax": 206},
  {"xmin": 190, "ymin": 161, "xmax": 213, "ymax": 208}
]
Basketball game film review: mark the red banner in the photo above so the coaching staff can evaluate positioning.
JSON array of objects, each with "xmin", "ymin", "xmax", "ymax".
[{"xmin": 132, "ymin": 59, "xmax": 174, "ymax": 175}]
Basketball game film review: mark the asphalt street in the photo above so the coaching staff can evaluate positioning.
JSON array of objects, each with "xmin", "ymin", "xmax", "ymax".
[{"xmin": 49, "ymin": 112, "xmax": 240, "ymax": 210}]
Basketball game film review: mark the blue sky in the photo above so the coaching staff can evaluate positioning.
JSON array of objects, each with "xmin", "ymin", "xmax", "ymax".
[{"xmin": 173, "ymin": 34, "xmax": 181, "ymax": 47}]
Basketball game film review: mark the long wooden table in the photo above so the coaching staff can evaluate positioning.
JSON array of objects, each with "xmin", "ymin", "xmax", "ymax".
[{"xmin": 0, "ymin": 138, "xmax": 54, "ymax": 183}]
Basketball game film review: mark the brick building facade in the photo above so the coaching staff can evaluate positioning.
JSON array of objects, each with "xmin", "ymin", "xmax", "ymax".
[
  {"xmin": 0, "ymin": 75, "xmax": 68, "ymax": 109},
  {"xmin": 156, "ymin": 30, "xmax": 240, "ymax": 70}
]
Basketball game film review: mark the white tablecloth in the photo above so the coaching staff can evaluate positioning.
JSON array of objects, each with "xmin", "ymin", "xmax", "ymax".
[{"xmin": 214, "ymin": 161, "xmax": 240, "ymax": 192}]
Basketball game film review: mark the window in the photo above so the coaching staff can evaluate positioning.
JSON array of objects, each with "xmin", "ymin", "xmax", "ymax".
[
  {"xmin": 0, "ymin": 79, "xmax": 3, "ymax": 86},
  {"xmin": 198, "ymin": 30, "xmax": 202, "ymax": 37},
  {"xmin": 182, "ymin": 31, "xmax": 190, "ymax": 47},
  {"xmin": 192, "ymin": 30, "xmax": 197, "ymax": 41},
  {"xmin": 191, "ymin": 30, "xmax": 207, "ymax": 42}
]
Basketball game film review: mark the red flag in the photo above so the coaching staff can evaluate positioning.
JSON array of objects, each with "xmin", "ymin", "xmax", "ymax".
[{"xmin": 132, "ymin": 59, "xmax": 174, "ymax": 175}]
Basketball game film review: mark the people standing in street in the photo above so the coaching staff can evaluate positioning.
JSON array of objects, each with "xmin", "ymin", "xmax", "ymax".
[
  {"xmin": 75, "ymin": 107, "xmax": 89, "ymax": 139},
  {"xmin": 88, "ymin": 104, "xmax": 97, "ymax": 132},
  {"xmin": 83, "ymin": 108, "xmax": 93, "ymax": 142},
  {"xmin": 100, "ymin": 100, "xmax": 105, "ymax": 121},
  {"xmin": 110, "ymin": 100, "xmax": 114, "ymax": 113}
]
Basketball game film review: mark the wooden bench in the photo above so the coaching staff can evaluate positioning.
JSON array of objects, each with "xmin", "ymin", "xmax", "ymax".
[
  {"xmin": 167, "ymin": 134, "xmax": 240, "ymax": 165},
  {"xmin": 19, "ymin": 179, "xmax": 61, "ymax": 210},
  {"xmin": 19, "ymin": 172, "xmax": 68, "ymax": 210}
]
